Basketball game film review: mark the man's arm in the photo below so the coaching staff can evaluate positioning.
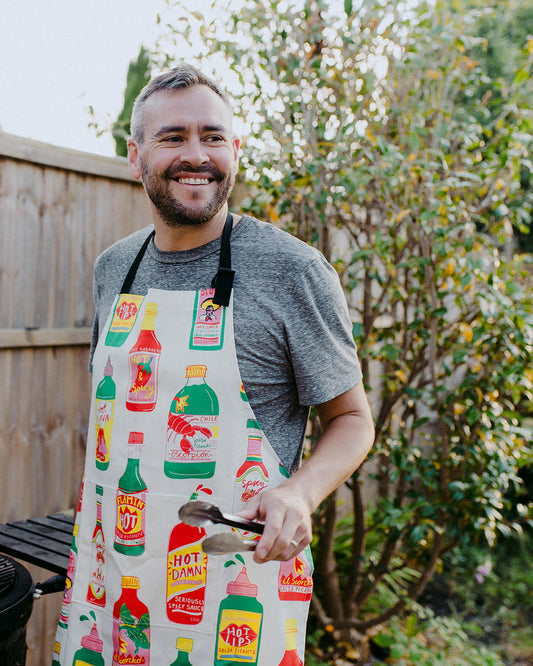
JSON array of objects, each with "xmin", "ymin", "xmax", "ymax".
[{"xmin": 237, "ymin": 381, "xmax": 375, "ymax": 563}]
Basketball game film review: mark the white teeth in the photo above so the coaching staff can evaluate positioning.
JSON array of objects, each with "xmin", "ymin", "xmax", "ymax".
[{"xmin": 178, "ymin": 177, "xmax": 210, "ymax": 185}]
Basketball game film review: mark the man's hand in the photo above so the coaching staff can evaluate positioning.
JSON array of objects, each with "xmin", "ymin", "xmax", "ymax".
[
  {"xmin": 236, "ymin": 482, "xmax": 313, "ymax": 563},
  {"xmin": 236, "ymin": 381, "xmax": 374, "ymax": 564}
]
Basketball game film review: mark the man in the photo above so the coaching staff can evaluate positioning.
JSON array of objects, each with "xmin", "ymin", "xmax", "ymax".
[{"xmin": 54, "ymin": 64, "xmax": 374, "ymax": 665}]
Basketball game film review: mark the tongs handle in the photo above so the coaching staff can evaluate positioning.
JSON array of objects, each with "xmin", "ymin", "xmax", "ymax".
[{"xmin": 218, "ymin": 512, "xmax": 264, "ymax": 535}]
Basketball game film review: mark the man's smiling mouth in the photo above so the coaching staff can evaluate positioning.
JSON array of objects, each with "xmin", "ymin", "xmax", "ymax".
[{"xmin": 176, "ymin": 177, "xmax": 211, "ymax": 185}]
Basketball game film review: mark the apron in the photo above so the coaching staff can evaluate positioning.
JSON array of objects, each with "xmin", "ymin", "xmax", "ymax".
[{"xmin": 53, "ymin": 214, "xmax": 313, "ymax": 665}]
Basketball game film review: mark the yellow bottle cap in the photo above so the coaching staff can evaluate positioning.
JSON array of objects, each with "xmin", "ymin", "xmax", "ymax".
[
  {"xmin": 285, "ymin": 618, "xmax": 298, "ymax": 632},
  {"xmin": 185, "ymin": 364, "xmax": 207, "ymax": 378},
  {"xmin": 177, "ymin": 637, "xmax": 193, "ymax": 652},
  {"xmin": 121, "ymin": 576, "xmax": 140, "ymax": 589}
]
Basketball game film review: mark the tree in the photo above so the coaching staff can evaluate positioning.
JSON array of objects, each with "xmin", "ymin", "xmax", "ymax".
[
  {"xmin": 154, "ymin": 0, "xmax": 533, "ymax": 657},
  {"xmin": 112, "ymin": 46, "xmax": 152, "ymax": 157}
]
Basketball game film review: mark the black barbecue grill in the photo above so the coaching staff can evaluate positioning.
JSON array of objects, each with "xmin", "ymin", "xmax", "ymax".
[{"xmin": 0, "ymin": 512, "xmax": 73, "ymax": 665}]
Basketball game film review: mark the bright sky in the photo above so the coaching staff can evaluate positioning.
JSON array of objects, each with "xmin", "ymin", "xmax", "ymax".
[{"xmin": 0, "ymin": 0, "xmax": 186, "ymax": 157}]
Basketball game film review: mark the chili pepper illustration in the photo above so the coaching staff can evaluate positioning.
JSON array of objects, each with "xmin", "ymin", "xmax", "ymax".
[
  {"xmin": 167, "ymin": 414, "xmax": 212, "ymax": 452},
  {"xmin": 131, "ymin": 357, "xmax": 153, "ymax": 391}
]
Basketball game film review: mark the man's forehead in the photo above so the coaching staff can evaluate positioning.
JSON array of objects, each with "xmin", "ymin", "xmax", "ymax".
[{"xmin": 143, "ymin": 86, "xmax": 233, "ymax": 127}]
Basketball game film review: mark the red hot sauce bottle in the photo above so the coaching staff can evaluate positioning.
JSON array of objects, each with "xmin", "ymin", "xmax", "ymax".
[
  {"xmin": 112, "ymin": 576, "xmax": 150, "ymax": 665},
  {"xmin": 167, "ymin": 486, "xmax": 211, "ymax": 625},
  {"xmin": 126, "ymin": 302, "xmax": 161, "ymax": 412},
  {"xmin": 87, "ymin": 484, "xmax": 106, "ymax": 607}
]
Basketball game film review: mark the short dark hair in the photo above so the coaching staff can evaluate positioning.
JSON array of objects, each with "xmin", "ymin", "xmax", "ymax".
[{"xmin": 130, "ymin": 63, "xmax": 233, "ymax": 143}]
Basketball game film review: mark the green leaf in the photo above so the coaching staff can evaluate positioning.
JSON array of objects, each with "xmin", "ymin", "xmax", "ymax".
[
  {"xmin": 373, "ymin": 632, "xmax": 396, "ymax": 647},
  {"xmin": 344, "ymin": 0, "xmax": 353, "ymax": 16}
]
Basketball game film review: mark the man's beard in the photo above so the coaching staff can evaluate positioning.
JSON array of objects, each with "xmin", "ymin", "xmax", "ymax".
[{"xmin": 140, "ymin": 159, "xmax": 236, "ymax": 227}]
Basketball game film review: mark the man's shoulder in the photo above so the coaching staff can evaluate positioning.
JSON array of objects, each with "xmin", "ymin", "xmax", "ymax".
[{"xmin": 237, "ymin": 216, "xmax": 324, "ymax": 265}]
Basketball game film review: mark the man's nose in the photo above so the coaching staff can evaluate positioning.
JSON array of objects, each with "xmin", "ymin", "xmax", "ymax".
[{"xmin": 180, "ymin": 136, "xmax": 209, "ymax": 166}]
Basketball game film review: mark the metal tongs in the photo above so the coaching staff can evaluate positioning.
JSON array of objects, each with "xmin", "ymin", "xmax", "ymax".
[{"xmin": 178, "ymin": 500, "xmax": 263, "ymax": 554}]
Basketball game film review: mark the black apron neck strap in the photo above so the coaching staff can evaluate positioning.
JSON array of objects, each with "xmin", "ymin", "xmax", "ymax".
[
  {"xmin": 211, "ymin": 212, "xmax": 235, "ymax": 306},
  {"xmin": 119, "ymin": 212, "xmax": 235, "ymax": 304},
  {"xmin": 120, "ymin": 229, "xmax": 155, "ymax": 294}
]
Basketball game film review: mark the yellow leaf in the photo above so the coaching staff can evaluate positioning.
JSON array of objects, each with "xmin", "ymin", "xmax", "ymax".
[
  {"xmin": 267, "ymin": 205, "xmax": 279, "ymax": 222},
  {"xmin": 444, "ymin": 257, "xmax": 456, "ymax": 276},
  {"xmin": 395, "ymin": 209, "xmax": 411, "ymax": 222},
  {"xmin": 460, "ymin": 322, "xmax": 473, "ymax": 343},
  {"xmin": 528, "ymin": 39, "xmax": 533, "ymax": 54},
  {"xmin": 395, "ymin": 369, "xmax": 407, "ymax": 383},
  {"xmin": 439, "ymin": 203, "xmax": 447, "ymax": 215},
  {"xmin": 366, "ymin": 127, "xmax": 377, "ymax": 145}
]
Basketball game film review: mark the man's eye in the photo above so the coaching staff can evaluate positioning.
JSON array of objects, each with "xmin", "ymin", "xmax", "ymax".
[
  {"xmin": 163, "ymin": 135, "xmax": 183, "ymax": 142},
  {"xmin": 205, "ymin": 135, "xmax": 225, "ymax": 143}
]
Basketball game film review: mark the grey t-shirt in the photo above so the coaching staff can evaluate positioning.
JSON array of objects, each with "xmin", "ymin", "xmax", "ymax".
[{"xmin": 91, "ymin": 215, "xmax": 362, "ymax": 471}]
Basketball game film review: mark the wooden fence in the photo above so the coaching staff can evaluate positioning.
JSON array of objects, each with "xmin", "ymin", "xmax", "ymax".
[{"xmin": 0, "ymin": 132, "xmax": 151, "ymax": 664}]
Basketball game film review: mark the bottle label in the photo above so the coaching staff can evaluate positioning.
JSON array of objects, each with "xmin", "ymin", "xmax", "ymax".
[
  {"xmin": 235, "ymin": 466, "xmax": 269, "ymax": 504},
  {"xmin": 115, "ymin": 491, "xmax": 146, "ymax": 547},
  {"xmin": 95, "ymin": 398, "xmax": 114, "ymax": 466},
  {"xmin": 106, "ymin": 295, "xmax": 144, "ymax": 346},
  {"xmin": 216, "ymin": 609, "xmax": 261, "ymax": 662},
  {"xmin": 112, "ymin": 604, "xmax": 150, "ymax": 665},
  {"xmin": 87, "ymin": 531, "xmax": 106, "ymax": 606},
  {"xmin": 190, "ymin": 288, "xmax": 225, "ymax": 349},
  {"xmin": 58, "ymin": 548, "xmax": 76, "ymax": 626},
  {"xmin": 166, "ymin": 414, "xmax": 218, "ymax": 464},
  {"xmin": 127, "ymin": 353, "xmax": 160, "ymax": 408},
  {"xmin": 278, "ymin": 549, "xmax": 314, "ymax": 601},
  {"xmin": 167, "ymin": 537, "xmax": 207, "ymax": 623}
]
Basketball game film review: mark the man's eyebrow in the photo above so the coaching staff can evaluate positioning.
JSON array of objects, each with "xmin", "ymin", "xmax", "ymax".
[{"xmin": 153, "ymin": 124, "xmax": 229, "ymax": 138}]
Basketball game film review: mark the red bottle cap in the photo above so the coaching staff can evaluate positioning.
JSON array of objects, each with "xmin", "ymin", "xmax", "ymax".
[
  {"xmin": 227, "ymin": 567, "xmax": 258, "ymax": 596},
  {"xmin": 81, "ymin": 623, "xmax": 103, "ymax": 653},
  {"xmin": 128, "ymin": 432, "xmax": 144, "ymax": 445}
]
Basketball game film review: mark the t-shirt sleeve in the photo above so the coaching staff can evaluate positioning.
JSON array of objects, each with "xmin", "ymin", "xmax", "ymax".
[{"xmin": 285, "ymin": 253, "xmax": 362, "ymax": 406}]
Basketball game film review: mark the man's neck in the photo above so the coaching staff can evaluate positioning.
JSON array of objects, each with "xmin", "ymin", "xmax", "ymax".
[{"xmin": 152, "ymin": 207, "xmax": 234, "ymax": 252}]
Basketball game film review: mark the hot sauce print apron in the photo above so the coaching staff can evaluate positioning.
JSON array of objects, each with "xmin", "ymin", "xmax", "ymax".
[{"xmin": 53, "ymin": 220, "xmax": 313, "ymax": 665}]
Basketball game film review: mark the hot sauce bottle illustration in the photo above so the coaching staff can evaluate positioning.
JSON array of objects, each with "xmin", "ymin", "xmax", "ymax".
[
  {"xmin": 167, "ymin": 485, "xmax": 212, "ymax": 625},
  {"xmin": 126, "ymin": 302, "xmax": 161, "ymax": 412},
  {"xmin": 234, "ymin": 420, "xmax": 269, "ymax": 508},
  {"xmin": 73, "ymin": 614, "xmax": 105, "ymax": 666},
  {"xmin": 170, "ymin": 637, "xmax": 194, "ymax": 666},
  {"xmin": 215, "ymin": 555, "xmax": 263, "ymax": 665},
  {"xmin": 189, "ymin": 288, "xmax": 225, "ymax": 350},
  {"xmin": 278, "ymin": 544, "xmax": 314, "ymax": 602},
  {"xmin": 165, "ymin": 365, "xmax": 219, "ymax": 479},
  {"xmin": 112, "ymin": 576, "xmax": 150, "ymax": 666},
  {"xmin": 51, "ymin": 639, "xmax": 62, "ymax": 665},
  {"xmin": 95, "ymin": 356, "xmax": 116, "ymax": 470},
  {"xmin": 87, "ymin": 484, "xmax": 106, "ymax": 607},
  {"xmin": 105, "ymin": 294, "xmax": 145, "ymax": 347},
  {"xmin": 277, "ymin": 618, "xmax": 304, "ymax": 666},
  {"xmin": 58, "ymin": 522, "xmax": 79, "ymax": 629},
  {"xmin": 115, "ymin": 432, "xmax": 147, "ymax": 555}
]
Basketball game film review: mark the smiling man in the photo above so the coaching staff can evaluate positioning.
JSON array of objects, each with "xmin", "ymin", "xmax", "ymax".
[{"xmin": 54, "ymin": 64, "xmax": 374, "ymax": 665}]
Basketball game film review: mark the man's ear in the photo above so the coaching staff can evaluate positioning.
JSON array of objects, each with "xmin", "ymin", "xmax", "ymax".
[{"xmin": 127, "ymin": 137, "xmax": 142, "ymax": 180}]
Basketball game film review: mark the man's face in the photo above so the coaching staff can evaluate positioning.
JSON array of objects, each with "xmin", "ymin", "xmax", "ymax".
[{"xmin": 128, "ymin": 86, "xmax": 240, "ymax": 227}]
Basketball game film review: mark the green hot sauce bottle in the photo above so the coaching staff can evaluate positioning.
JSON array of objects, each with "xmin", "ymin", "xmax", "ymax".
[
  {"xmin": 215, "ymin": 566, "xmax": 263, "ymax": 665},
  {"xmin": 170, "ymin": 637, "xmax": 194, "ymax": 665},
  {"xmin": 72, "ymin": 622, "xmax": 105, "ymax": 666},
  {"xmin": 114, "ymin": 432, "xmax": 147, "ymax": 556},
  {"xmin": 165, "ymin": 365, "xmax": 219, "ymax": 479}
]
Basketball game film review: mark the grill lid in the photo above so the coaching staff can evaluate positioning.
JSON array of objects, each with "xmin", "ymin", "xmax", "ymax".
[{"xmin": 0, "ymin": 557, "xmax": 16, "ymax": 597}]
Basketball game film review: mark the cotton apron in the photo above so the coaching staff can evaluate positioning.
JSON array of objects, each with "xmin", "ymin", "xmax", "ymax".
[{"xmin": 53, "ymin": 215, "xmax": 313, "ymax": 665}]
